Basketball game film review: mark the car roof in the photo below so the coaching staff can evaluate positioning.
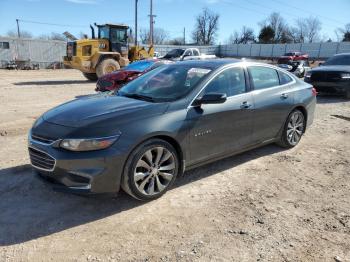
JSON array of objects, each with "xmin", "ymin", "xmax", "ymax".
[
  {"xmin": 174, "ymin": 58, "xmax": 240, "ymax": 69},
  {"xmin": 334, "ymin": 53, "xmax": 350, "ymax": 56}
]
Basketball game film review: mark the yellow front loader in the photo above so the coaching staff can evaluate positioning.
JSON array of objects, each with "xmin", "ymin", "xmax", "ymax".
[{"xmin": 63, "ymin": 23, "xmax": 154, "ymax": 81}]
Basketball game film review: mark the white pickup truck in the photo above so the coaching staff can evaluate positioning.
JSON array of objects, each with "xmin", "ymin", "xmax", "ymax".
[{"xmin": 162, "ymin": 48, "xmax": 216, "ymax": 61}]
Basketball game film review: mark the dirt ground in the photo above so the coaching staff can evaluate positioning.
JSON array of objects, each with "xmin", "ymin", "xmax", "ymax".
[{"xmin": 0, "ymin": 69, "xmax": 349, "ymax": 262}]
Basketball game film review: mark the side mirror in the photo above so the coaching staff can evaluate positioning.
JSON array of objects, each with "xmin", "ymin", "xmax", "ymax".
[{"xmin": 193, "ymin": 93, "xmax": 227, "ymax": 106}]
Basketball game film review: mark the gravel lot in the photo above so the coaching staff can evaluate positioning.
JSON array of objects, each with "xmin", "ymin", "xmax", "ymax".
[{"xmin": 0, "ymin": 69, "xmax": 349, "ymax": 262}]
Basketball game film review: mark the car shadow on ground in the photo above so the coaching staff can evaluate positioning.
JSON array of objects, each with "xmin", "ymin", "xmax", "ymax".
[
  {"xmin": 14, "ymin": 80, "xmax": 91, "ymax": 86},
  {"xmin": 0, "ymin": 144, "xmax": 285, "ymax": 246},
  {"xmin": 316, "ymin": 94, "xmax": 349, "ymax": 104}
]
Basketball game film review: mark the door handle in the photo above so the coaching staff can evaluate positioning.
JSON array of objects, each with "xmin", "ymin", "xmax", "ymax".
[
  {"xmin": 240, "ymin": 101, "xmax": 252, "ymax": 109},
  {"xmin": 281, "ymin": 93, "xmax": 289, "ymax": 99}
]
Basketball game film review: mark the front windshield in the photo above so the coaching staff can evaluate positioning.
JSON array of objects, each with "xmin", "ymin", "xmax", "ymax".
[
  {"xmin": 118, "ymin": 64, "xmax": 212, "ymax": 102},
  {"xmin": 324, "ymin": 55, "xmax": 350, "ymax": 66},
  {"xmin": 124, "ymin": 60, "xmax": 155, "ymax": 72},
  {"xmin": 99, "ymin": 26, "xmax": 109, "ymax": 39},
  {"xmin": 164, "ymin": 49, "xmax": 185, "ymax": 58}
]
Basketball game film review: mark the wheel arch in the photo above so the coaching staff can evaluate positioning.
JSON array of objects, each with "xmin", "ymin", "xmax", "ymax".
[
  {"xmin": 292, "ymin": 105, "xmax": 308, "ymax": 127},
  {"xmin": 122, "ymin": 133, "xmax": 186, "ymax": 179}
]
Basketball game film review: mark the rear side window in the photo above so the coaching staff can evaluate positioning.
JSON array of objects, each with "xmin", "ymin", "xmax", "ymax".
[
  {"xmin": 193, "ymin": 49, "xmax": 200, "ymax": 56},
  {"xmin": 278, "ymin": 71, "xmax": 293, "ymax": 85},
  {"xmin": 204, "ymin": 67, "xmax": 246, "ymax": 97},
  {"xmin": 248, "ymin": 66, "xmax": 280, "ymax": 90}
]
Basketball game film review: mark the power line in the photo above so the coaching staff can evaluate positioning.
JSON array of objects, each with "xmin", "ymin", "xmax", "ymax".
[
  {"xmin": 18, "ymin": 19, "xmax": 87, "ymax": 28},
  {"xmin": 270, "ymin": 0, "xmax": 347, "ymax": 26},
  {"xmin": 243, "ymin": 0, "xmax": 338, "ymax": 30}
]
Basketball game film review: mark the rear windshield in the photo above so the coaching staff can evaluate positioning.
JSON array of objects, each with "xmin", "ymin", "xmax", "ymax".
[{"xmin": 324, "ymin": 55, "xmax": 350, "ymax": 66}]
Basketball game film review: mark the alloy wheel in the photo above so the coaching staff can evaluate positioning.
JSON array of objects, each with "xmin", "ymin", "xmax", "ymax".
[
  {"xmin": 287, "ymin": 111, "xmax": 304, "ymax": 145},
  {"xmin": 134, "ymin": 147, "xmax": 176, "ymax": 196}
]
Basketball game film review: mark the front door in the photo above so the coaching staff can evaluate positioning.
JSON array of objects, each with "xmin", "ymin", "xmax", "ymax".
[{"xmin": 187, "ymin": 66, "xmax": 254, "ymax": 164}]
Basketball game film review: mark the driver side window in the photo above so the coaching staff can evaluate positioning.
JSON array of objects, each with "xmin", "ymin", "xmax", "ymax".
[
  {"xmin": 184, "ymin": 50, "xmax": 192, "ymax": 57},
  {"xmin": 204, "ymin": 67, "xmax": 246, "ymax": 97}
]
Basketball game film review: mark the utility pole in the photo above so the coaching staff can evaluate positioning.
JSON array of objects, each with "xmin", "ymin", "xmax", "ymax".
[
  {"xmin": 183, "ymin": 27, "xmax": 186, "ymax": 45},
  {"xmin": 135, "ymin": 0, "xmax": 138, "ymax": 45},
  {"xmin": 148, "ymin": 0, "xmax": 156, "ymax": 45},
  {"xmin": 16, "ymin": 19, "xmax": 21, "ymax": 38}
]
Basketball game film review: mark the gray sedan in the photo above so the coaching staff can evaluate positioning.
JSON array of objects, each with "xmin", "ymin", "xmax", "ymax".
[{"xmin": 28, "ymin": 59, "xmax": 316, "ymax": 200}]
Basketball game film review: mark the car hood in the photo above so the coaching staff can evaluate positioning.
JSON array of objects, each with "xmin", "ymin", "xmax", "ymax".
[
  {"xmin": 43, "ymin": 93, "xmax": 168, "ymax": 128},
  {"xmin": 310, "ymin": 65, "xmax": 350, "ymax": 72},
  {"xmin": 100, "ymin": 70, "xmax": 142, "ymax": 81}
]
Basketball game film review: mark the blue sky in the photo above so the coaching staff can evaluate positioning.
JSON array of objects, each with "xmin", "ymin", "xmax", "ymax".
[{"xmin": 0, "ymin": 0, "xmax": 349, "ymax": 43}]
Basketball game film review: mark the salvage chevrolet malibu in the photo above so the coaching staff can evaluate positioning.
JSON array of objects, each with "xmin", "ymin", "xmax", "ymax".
[{"xmin": 28, "ymin": 59, "xmax": 316, "ymax": 200}]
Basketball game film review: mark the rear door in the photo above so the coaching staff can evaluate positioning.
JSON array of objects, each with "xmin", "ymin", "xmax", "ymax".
[
  {"xmin": 248, "ymin": 66, "xmax": 295, "ymax": 143},
  {"xmin": 187, "ymin": 66, "xmax": 254, "ymax": 164}
]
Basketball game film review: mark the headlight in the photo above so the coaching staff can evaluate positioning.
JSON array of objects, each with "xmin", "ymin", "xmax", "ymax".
[
  {"xmin": 305, "ymin": 72, "xmax": 312, "ymax": 78},
  {"xmin": 60, "ymin": 135, "xmax": 120, "ymax": 152},
  {"xmin": 341, "ymin": 73, "xmax": 350, "ymax": 79}
]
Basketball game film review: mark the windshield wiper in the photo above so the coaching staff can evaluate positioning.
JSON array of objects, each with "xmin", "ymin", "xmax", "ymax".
[{"xmin": 122, "ymin": 93, "xmax": 156, "ymax": 102}]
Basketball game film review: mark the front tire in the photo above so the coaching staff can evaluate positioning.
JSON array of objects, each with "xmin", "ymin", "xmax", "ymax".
[
  {"xmin": 96, "ymin": 59, "xmax": 120, "ymax": 78},
  {"xmin": 82, "ymin": 72, "xmax": 98, "ymax": 81},
  {"xmin": 122, "ymin": 139, "xmax": 179, "ymax": 201},
  {"xmin": 277, "ymin": 109, "xmax": 305, "ymax": 148}
]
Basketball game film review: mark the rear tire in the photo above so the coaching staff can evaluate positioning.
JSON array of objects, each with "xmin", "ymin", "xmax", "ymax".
[
  {"xmin": 82, "ymin": 72, "xmax": 98, "ymax": 81},
  {"xmin": 96, "ymin": 59, "xmax": 120, "ymax": 78},
  {"xmin": 277, "ymin": 109, "xmax": 305, "ymax": 148},
  {"xmin": 121, "ymin": 139, "xmax": 179, "ymax": 201}
]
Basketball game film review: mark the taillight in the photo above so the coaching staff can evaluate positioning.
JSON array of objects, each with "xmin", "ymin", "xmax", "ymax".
[{"xmin": 312, "ymin": 87, "xmax": 318, "ymax": 96}]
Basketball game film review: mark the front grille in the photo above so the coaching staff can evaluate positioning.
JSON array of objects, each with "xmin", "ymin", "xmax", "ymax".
[
  {"xmin": 311, "ymin": 72, "xmax": 342, "ymax": 82},
  {"xmin": 29, "ymin": 147, "xmax": 56, "ymax": 171},
  {"xmin": 31, "ymin": 134, "xmax": 55, "ymax": 144}
]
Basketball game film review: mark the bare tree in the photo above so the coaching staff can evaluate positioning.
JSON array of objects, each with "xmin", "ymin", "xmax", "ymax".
[
  {"xmin": 139, "ymin": 27, "xmax": 169, "ymax": 44},
  {"xmin": 291, "ymin": 18, "xmax": 308, "ymax": 43},
  {"xmin": 260, "ymin": 12, "xmax": 288, "ymax": 43},
  {"xmin": 37, "ymin": 32, "xmax": 67, "ymax": 41},
  {"xmin": 227, "ymin": 26, "xmax": 255, "ymax": 44},
  {"xmin": 305, "ymin": 17, "xmax": 321, "ymax": 43},
  {"xmin": 7, "ymin": 29, "xmax": 32, "ymax": 38},
  {"xmin": 192, "ymin": 8, "xmax": 220, "ymax": 45}
]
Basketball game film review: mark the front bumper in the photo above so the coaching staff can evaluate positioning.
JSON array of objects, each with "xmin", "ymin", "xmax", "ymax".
[
  {"xmin": 28, "ymin": 133, "xmax": 127, "ymax": 194},
  {"xmin": 305, "ymin": 79, "xmax": 350, "ymax": 94}
]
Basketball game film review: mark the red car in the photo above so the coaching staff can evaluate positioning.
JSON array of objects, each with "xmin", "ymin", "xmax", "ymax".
[
  {"xmin": 96, "ymin": 59, "xmax": 173, "ymax": 92},
  {"xmin": 278, "ymin": 51, "xmax": 309, "ymax": 64}
]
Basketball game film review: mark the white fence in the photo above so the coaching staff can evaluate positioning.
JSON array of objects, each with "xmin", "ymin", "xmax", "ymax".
[
  {"xmin": 1, "ymin": 37, "xmax": 350, "ymax": 69},
  {"xmin": 219, "ymin": 42, "xmax": 350, "ymax": 59}
]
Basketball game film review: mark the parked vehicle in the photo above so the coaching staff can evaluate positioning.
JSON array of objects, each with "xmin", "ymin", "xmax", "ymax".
[
  {"xmin": 5, "ymin": 61, "xmax": 18, "ymax": 70},
  {"xmin": 63, "ymin": 23, "xmax": 154, "ymax": 80},
  {"xmin": 278, "ymin": 60, "xmax": 311, "ymax": 78},
  {"xmin": 304, "ymin": 53, "xmax": 350, "ymax": 98},
  {"xmin": 96, "ymin": 59, "xmax": 173, "ymax": 92},
  {"xmin": 28, "ymin": 59, "xmax": 316, "ymax": 200},
  {"xmin": 278, "ymin": 51, "xmax": 309, "ymax": 64},
  {"xmin": 163, "ymin": 48, "xmax": 205, "ymax": 61}
]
